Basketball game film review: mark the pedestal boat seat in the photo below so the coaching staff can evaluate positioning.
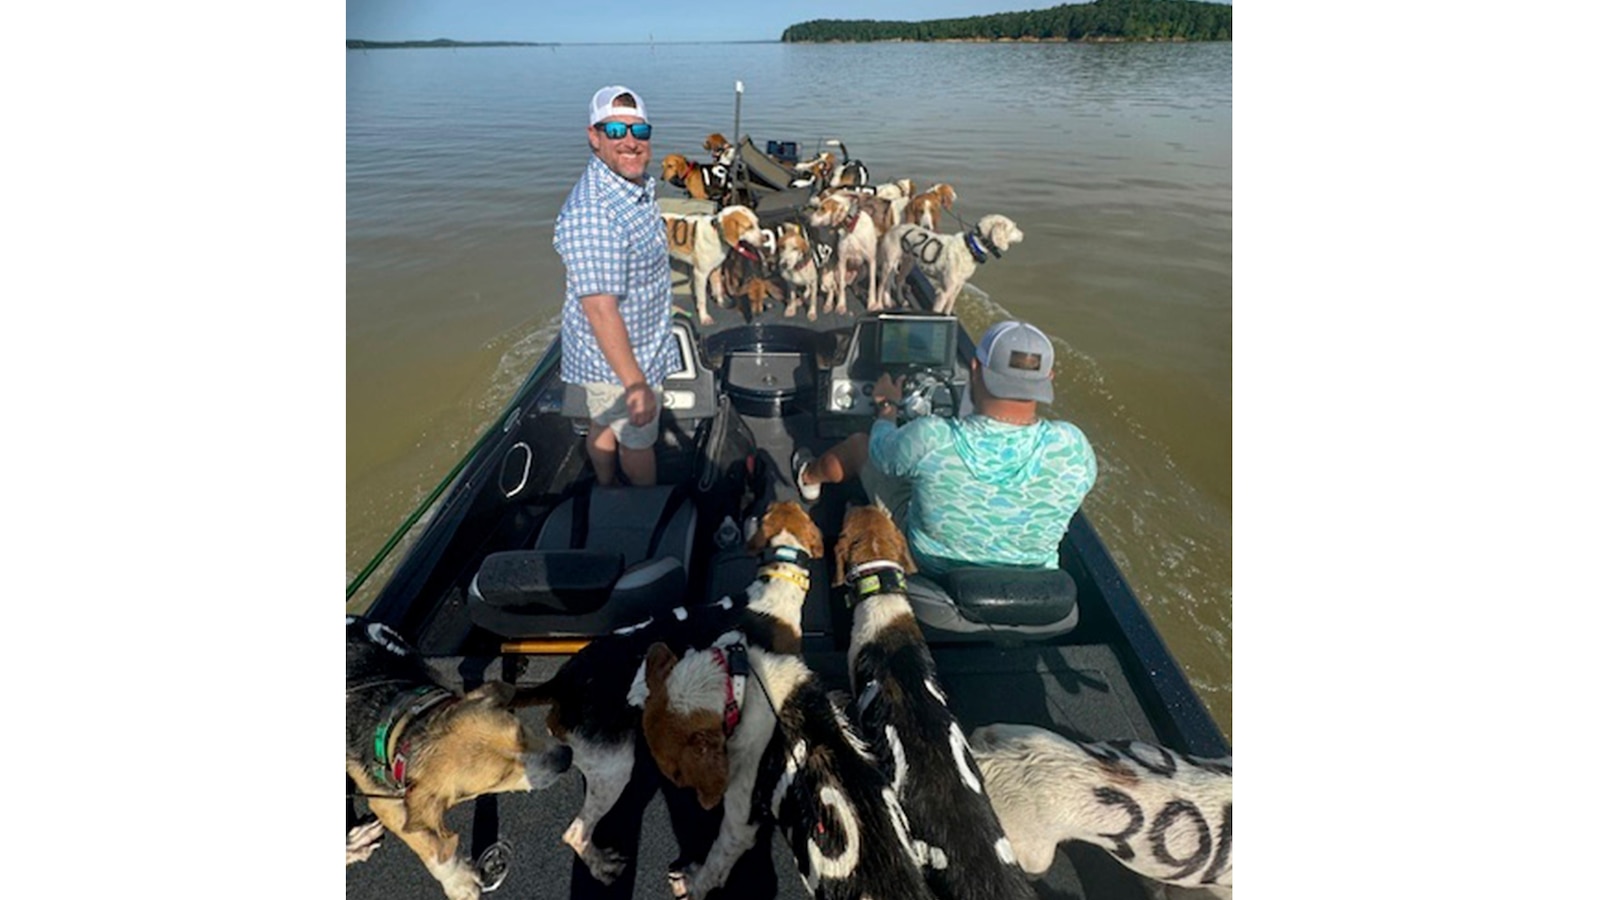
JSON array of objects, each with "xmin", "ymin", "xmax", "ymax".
[
  {"xmin": 465, "ymin": 484, "xmax": 698, "ymax": 638},
  {"xmin": 905, "ymin": 566, "xmax": 1079, "ymax": 641}
]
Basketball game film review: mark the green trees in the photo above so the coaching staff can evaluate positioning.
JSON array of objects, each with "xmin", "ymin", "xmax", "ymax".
[{"xmin": 778, "ymin": 1, "xmax": 1232, "ymax": 43}]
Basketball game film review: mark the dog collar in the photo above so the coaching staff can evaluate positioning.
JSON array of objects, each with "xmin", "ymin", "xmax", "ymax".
[
  {"xmin": 707, "ymin": 640, "xmax": 749, "ymax": 736},
  {"xmin": 758, "ymin": 559, "xmax": 811, "ymax": 594},
  {"xmin": 371, "ymin": 686, "xmax": 455, "ymax": 791},
  {"xmin": 845, "ymin": 561, "xmax": 907, "ymax": 606},
  {"xmin": 761, "ymin": 545, "xmax": 811, "ymax": 567},
  {"xmin": 964, "ymin": 230, "xmax": 995, "ymax": 263}
]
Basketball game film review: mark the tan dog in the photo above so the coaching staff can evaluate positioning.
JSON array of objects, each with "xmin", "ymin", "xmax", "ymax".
[
  {"xmin": 774, "ymin": 222, "xmax": 821, "ymax": 320},
  {"xmin": 970, "ymin": 723, "xmax": 1233, "ymax": 891},
  {"xmin": 346, "ymin": 617, "xmax": 572, "ymax": 900},
  {"xmin": 661, "ymin": 153, "xmax": 733, "ymax": 204},
  {"xmin": 907, "ymin": 183, "xmax": 958, "ymax": 231},
  {"xmin": 807, "ymin": 190, "xmax": 881, "ymax": 314},
  {"xmin": 878, "ymin": 214, "xmax": 1025, "ymax": 314},
  {"xmin": 789, "ymin": 150, "xmax": 836, "ymax": 189},
  {"xmin": 711, "ymin": 247, "xmax": 780, "ymax": 318},
  {"xmin": 872, "ymin": 178, "xmax": 916, "ymax": 200},
  {"xmin": 662, "ymin": 204, "xmax": 762, "ymax": 325},
  {"xmin": 703, "ymin": 132, "xmax": 735, "ymax": 166}
]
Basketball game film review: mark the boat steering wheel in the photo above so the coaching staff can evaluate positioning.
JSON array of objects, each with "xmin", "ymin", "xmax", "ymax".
[{"xmin": 898, "ymin": 367, "xmax": 958, "ymax": 420}]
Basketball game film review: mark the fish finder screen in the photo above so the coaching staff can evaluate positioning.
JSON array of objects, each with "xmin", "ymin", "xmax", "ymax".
[{"xmin": 877, "ymin": 318, "xmax": 955, "ymax": 368}]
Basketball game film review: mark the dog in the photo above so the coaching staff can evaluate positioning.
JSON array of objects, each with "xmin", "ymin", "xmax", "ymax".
[
  {"xmin": 906, "ymin": 183, "xmax": 958, "ymax": 230},
  {"xmin": 878, "ymin": 214, "xmax": 1025, "ymax": 314},
  {"xmin": 773, "ymin": 221, "xmax": 822, "ymax": 320},
  {"xmin": 970, "ymin": 723, "xmax": 1233, "ymax": 891},
  {"xmin": 641, "ymin": 639, "xmax": 937, "ymax": 900},
  {"xmin": 789, "ymin": 150, "xmax": 836, "ymax": 190},
  {"xmin": 662, "ymin": 204, "xmax": 762, "ymax": 325},
  {"xmin": 711, "ymin": 238, "xmax": 781, "ymax": 318},
  {"xmin": 832, "ymin": 505, "xmax": 1035, "ymax": 900},
  {"xmin": 346, "ymin": 616, "xmax": 573, "ymax": 900},
  {"xmin": 871, "ymin": 178, "xmax": 916, "ymax": 201},
  {"xmin": 513, "ymin": 501, "xmax": 825, "ymax": 884},
  {"xmin": 807, "ymin": 191, "xmax": 881, "ymax": 314},
  {"xmin": 703, "ymin": 132, "xmax": 736, "ymax": 166},
  {"xmin": 661, "ymin": 153, "xmax": 735, "ymax": 204}
]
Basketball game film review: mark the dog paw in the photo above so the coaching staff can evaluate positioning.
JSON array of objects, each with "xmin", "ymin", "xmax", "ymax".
[
  {"xmin": 666, "ymin": 866, "xmax": 692, "ymax": 900},
  {"xmin": 807, "ymin": 309, "xmax": 817, "ymax": 322},
  {"xmin": 698, "ymin": 313, "xmax": 714, "ymax": 327},
  {"xmin": 583, "ymin": 845, "xmax": 631, "ymax": 885},
  {"xmin": 345, "ymin": 817, "xmax": 385, "ymax": 865}
]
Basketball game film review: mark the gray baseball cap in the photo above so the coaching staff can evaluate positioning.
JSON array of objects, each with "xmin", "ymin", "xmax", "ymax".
[{"xmin": 975, "ymin": 321, "xmax": 1054, "ymax": 403}]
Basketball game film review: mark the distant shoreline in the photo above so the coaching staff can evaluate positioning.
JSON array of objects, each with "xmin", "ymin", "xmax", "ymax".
[{"xmin": 346, "ymin": 36, "xmax": 1223, "ymax": 49}]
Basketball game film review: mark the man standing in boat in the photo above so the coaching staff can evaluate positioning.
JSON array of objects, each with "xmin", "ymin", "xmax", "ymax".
[
  {"xmin": 555, "ymin": 85, "xmax": 674, "ymax": 487},
  {"xmin": 795, "ymin": 320, "xmax": 1097, "ymax": 575}
]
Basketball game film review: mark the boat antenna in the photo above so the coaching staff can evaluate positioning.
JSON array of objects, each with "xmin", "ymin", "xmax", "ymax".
[{"xmin": 731, "ymin": 80, "xmax": 749, "ymax": 202}]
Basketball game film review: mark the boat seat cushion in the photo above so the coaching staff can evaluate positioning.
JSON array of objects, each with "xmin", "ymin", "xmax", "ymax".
[
  {"xmin": 905, "ymin": 567, "xmax": 1078, "ymax": 640},
  {"xmin": 465, "ymin": 484, "xmax": 699, "ymax": 638}
]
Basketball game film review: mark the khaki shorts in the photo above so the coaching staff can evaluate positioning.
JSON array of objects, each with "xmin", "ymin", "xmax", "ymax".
[{"xmin": 582, "ymin": 382, "xmax": 663, "ymax": 450}]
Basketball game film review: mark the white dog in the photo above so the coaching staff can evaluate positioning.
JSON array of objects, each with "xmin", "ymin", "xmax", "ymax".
[
  {"xmin": 877, "ymin": 214, "xmax": 1025, "ymax": 314},
  {"xmin": 807, "ymin": 191, "xmax": 881, "ymax": 315},
  {"xmin": 661, "ymin": 205, "xmax": 762, "ymax": 326},
  {"xmin": 773, "ymin": 222, "xmax": 821, "ymax": 320},
  {"xmin": 969, "ymin": 723, "xmax": 1232, "ymax": 893}
]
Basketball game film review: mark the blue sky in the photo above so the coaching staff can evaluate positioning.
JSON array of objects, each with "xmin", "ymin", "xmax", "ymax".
[{"xmin": 347, "ymin": 1, "xmax": 1117, "ymax": 44}]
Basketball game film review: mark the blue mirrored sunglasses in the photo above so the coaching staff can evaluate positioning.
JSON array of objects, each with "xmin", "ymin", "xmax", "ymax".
[{"xmin": 594, "ymin": 121, "xmax": 652, "ymax": 141}]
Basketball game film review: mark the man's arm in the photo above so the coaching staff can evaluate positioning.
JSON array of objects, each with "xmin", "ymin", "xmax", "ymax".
[{"xmin": 581, "ymin": 293, "xmax": 656, "ymax": 427}]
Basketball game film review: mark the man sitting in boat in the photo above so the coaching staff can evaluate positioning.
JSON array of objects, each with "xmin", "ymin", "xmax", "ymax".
[
  {"xmin": 554, "ymin": 85, "xmax": 675, "ymax": 487},
  {"xmin": 795, "ymin": 320, "xmax": 1097, "ymax": 576}
]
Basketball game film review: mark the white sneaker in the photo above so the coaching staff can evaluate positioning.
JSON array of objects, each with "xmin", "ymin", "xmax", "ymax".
[{"xmin": 792, "ymin": 448, "xmax": 820, "ymax": 503}]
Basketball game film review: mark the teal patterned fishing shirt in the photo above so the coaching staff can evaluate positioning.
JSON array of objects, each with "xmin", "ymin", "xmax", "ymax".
[{"xmin": 869, "ymin": 414, "xmax": 1097, "ymax": 576}]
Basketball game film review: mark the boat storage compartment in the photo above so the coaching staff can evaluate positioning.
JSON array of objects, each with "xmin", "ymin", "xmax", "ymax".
[{"xmin": 722, "ymin": 351, "xmax": 812, "ymax": 418}]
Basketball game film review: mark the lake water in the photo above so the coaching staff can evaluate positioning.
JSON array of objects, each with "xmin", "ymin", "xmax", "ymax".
[{"xmin": 346, "ymin": 40, "xmax": 1232, "ymax": 740}]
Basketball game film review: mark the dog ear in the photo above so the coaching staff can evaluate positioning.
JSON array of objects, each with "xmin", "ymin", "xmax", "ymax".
[
  {"xmin": 645, "ymin": 643, "xmax": 679, "ymax": 694},
  {"xmin": 832, "ymin": 513, "xmax": 855, "ymax": 587},
  {"xmin": 512, "ymin": 677, "xmax": 559, "ymax": 708}
]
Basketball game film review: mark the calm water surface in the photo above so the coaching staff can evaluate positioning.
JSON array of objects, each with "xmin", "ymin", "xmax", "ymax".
[{"xmin": 346, "ymin": 41, "xmax": 1232, "ymax": 739}]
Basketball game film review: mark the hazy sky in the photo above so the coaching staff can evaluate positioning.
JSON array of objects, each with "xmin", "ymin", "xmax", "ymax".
[{"xmin": 346, "ymin": 1, "xmax": 1107, "ymax": 44}]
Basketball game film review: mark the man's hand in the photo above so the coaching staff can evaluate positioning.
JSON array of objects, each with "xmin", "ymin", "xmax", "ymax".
[
  {"xmin": 625, "ymin": 382, "xmax": 657, "ymax": 427},
  {"xmin": 872, "ymin": 373, "xmax": 904, "ymax": 420}
]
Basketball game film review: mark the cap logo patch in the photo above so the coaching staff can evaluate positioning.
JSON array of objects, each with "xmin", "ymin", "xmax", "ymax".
[{"xmin": 1007, "ymin": 351, "xmax": 1043, "ymax": 372}]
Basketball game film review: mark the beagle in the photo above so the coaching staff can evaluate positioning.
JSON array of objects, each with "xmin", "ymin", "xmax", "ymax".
[
  {"xmin": 774, "ymin": 222, "xmax": 821, "ymax": 321},
  {"xmin": 703, "ymin": 132, "xmax": 736, "ymax": 166},
  {"xmin": 877, "ymin": 214, "xmax": 1025, "ymax": 314},
  {"xmin": 807, "ymin": 191, "xmax": 882, "ymax": 315},
  {"xmin": 662, "ymin": 204, "xmax": 762, "ymax": 325},
  {"xmin": 906, "ymin": 183, "xmax": 958, "ymax": 231},
  {"xmin": 832, "ymin": 505, "xmax": 1036, "ymax": 900},
  {"xmin": 661, "ymin": 153, "xmax": 734, "ymax": 204}
]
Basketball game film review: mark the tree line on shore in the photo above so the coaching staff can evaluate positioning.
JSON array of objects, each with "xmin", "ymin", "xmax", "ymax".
[{"xmin": 781, "ymin": 0, "xmax": 1230, "ymax": 43}]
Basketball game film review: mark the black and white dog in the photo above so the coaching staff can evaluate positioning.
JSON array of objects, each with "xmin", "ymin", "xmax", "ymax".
[{"xmin": 832, "ymin": 504, "xmax": 1035, "ymax": 900}]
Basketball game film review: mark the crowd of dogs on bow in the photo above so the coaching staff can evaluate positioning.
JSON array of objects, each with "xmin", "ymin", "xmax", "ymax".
[
  {"xmin": 346, "ymin": 499, "xmax": 1233, "ymax": 900},
  {"xmin": 661, "ymin": 133, "xmax": 1028, "ymax": 326}
]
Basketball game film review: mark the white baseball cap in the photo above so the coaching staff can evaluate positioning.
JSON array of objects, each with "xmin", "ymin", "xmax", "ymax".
[
  {"xmin": 589, "ymin": 85, "xmax": 648, "ymax": 125},
  {"xmin": 975, "ymin": 321, "xmax": 1055, "ymax": 403}
]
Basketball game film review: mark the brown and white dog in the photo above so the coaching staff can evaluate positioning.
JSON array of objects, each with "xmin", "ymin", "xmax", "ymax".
[
  {"xmin": 703, "ymin": 132, "xmax": 736, "ymax": 166},
  {"xmin": 513, "ymin": 502, "xmax": 824, "ymax": 884},
  {"xmin": 878, "ymin": 214, "xmax": 1026, "ymax": 314},
  {"xmin": 789, "ymin": 150, "xmax": 836, "ymax": 190},
  {"xmin": 807, "ymin": 191, "xmax": 881, "ymax": 314},
  {"xmin": 641, "ymin": 640, "xmax": 937, "ymax": 900},
  {"xmin": 832, "ymin": 505, "xmax": 1036, "ymax": 900},
  {"xmin": 871, "ymin": 178, "xmax": 916, "ymax": 201},
  {"xmin": 661, "ymin": 153, "xmax": 734, "ymax": 204},
  {"xmin": 662, "ymin": 204, "xmax": 762, "ymax": 325},
  {"xmin": 906, "ymin": 183, "xmax": 958, "ymax": 231},
  {"xmin": 970, "ymin": 723, "xmax": 1233, "ymax": 891},
  {"xmin": 711, "ymin": 242, "xmax": 781, "ymax": 318},
  {"xmin": 774, "ymin": 221, "xmax": 822, "ymax": 320},
  {"xmin": 346, "ymin": 616, "xmax": 573, "ymax": 900}
]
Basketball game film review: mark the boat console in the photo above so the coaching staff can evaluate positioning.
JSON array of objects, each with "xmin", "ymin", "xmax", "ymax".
[{"xmin": 818, "ymin": 312, "xmax": 969, "ymax": 435}]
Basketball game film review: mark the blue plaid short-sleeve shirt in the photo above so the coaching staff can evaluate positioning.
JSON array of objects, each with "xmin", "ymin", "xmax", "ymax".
[{"xmin": 554, "ymin": 155, "xmax": 674, "ymax": 385}]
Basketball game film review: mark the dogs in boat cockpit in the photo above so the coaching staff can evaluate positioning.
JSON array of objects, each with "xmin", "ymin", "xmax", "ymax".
[
  {"xmin": 662, "ymin": 204, "xmax": 762, "ymax": 326},
  {"xmin": 832, "ymin": 504, "xmax": 1035, "ymax": 900},
  {"xmin": 345, "ymin": 616, "xmax": 572, "ymax": 900},
  {"xmin": 511, "ymin": 501, "xmax": 825, "ymax": 885},
  {"xmin": 641, "ymin": 639, "xmax": 936, "ymax": 900},
  {"xmin": 878, "ymin": 214, "xmax": 1025, "ymax": 314},
  {"xmin": 970, "ymin": 722, "xmax": 1233, "ymax": 892},
  {"xmin": 774, "ymin": 221, "xmax": 822, "ymax": 320}
]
